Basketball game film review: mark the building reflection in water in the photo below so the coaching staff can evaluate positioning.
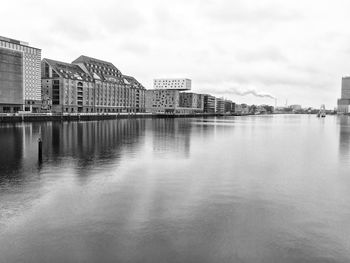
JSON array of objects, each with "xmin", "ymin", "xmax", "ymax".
[
  {"xmin": 150, "ymin": 119, "xmax": 192, "ymax": 158},
  {"xmin": 0, "ymin": 124, "xmax": 24, "ymax": 176},
  {"xmin": 339, "ymin": 116, "xmax": 350, "ymax": 159},
  {"xmin": 0, "ymin": 122, "xmax": 42, "ymax": 186},
  {"xmin": 0, "ymin": 118, "xmax": 199, "ymax": 185},
  {"xmin": 41, "ymin": 119, "xmax": 146, "ymax": 171},
  {"xmin": 0, "ymin": 119, "xmax": 147, "ymax": 185}
]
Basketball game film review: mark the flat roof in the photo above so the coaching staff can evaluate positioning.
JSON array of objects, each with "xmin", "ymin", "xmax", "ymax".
[
  {"xmin": 154, "ymin": 78, "xmax": 191, "ymax": 81},
  {"xmin": 0, "ymin": 36, "xmax": 41, "ymax": 50}
]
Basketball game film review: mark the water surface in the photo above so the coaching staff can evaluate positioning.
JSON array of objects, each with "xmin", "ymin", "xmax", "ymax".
[{"xmin": 1, "ymin": 115, "xmax": 350, "ymax": 263}]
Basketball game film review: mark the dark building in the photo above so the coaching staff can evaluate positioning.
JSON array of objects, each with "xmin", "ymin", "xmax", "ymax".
[
  {"xmin": 0, "ymin": 48, "xmax": 23, "ymax": 111},
  {"xmin": 203, "ymin": 94, "xmax": 216, "ymax": 113},
  {"xmin": 179, "ymin": 92, "xmax": 204, "ymax": 111},
  {"xmin": 224, "ymin": 100, "xmax": 235, "ymax": 113},
  {"xmin": 338, "ymin": 77, "xmax": 350, "ymax": 114}
]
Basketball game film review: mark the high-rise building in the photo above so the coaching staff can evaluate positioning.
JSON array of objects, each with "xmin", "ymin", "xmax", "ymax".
[
  {"xmin": 41, "ymin": 56, "xmax": 146, "ymax": 113},
  {"xmin": 153, "ymin": 78, "xmax": 191, "ymax": 90},
  {"xmin": 338, "ymin": 77, "xmax": 350, "ymax": 114},
  {"xmin": 0, "ymin": 36, "xmax": 41, "ymax": 113}
]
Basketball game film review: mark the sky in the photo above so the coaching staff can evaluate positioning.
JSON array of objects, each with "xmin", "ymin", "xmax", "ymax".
[{"xmin": 1, "ymin": 0, "xmax": 350, "ymax": 108}]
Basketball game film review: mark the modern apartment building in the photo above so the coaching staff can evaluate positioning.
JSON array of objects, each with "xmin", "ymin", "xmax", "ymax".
[
  {"xmin": 224, "ymin": 100, "xmax": 235, "ymax": 113},
  {"xmin": 153, "ymin": 78, "xmax": 191, "ymax": 90},
  {"xmin": 146, "ymin": 78, "xmax": 203, "ymax": 113},
  {"xmin": 145, "ymin": 89, "xmax": 203, "ymax": 113},
  {"xmin": 203, "ymin": 94, "xmax": 216, "ymax": 113},
  {"xmin": 41, "ymin": 56, "xmax": 146, "ymax": 113},
  {"xmin": 0, "ymin": 36, "xmax": 41, "ymax": 113},
  {"xmin": 338, "ymin": 77, "xmax": 350, "ymax": 113},
  {"xmin": 145, "ymin": 89, "xmax": 180, "ymax": 113},
  {"xmin": 215, "ymin": 98, "xmax": 225, "ymax": 114},
  {"xmin": 179, "ymin": 92, "xmax": 204, "ymax": 111}
]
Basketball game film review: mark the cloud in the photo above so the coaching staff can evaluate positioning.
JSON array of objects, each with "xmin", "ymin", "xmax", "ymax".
[
  {"xmin": 118, "ymin": 41, "xmax": 150, "ymax": 55},
  {"xmin": 1, "ymin": 0, "xmax": 349, "ymax": 108},
  {"xmin": 100, "ymin": 3, "xmax": 146, "ymax": 34},
  {"xmin": 235, "ymin": 47, "xmax": 288, "ymax": 63},
  {"xmin": 50, "ymin": 17, "xmax": 98, "ymax": 42},
  {"xmin": 203, "ymin": 0, "xmax": 302, "ymax": 24}
]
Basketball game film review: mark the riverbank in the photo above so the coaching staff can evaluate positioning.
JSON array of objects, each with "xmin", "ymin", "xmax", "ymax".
[{"xmin": 0, "ymin": 112, "xmax": 229, "ymax": 123}]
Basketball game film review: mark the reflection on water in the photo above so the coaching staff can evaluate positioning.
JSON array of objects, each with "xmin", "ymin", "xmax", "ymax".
[
  {"xmin": 42, "ymin": 120, "xmax": 146, "ymax": 171},
  {"xmin": 339, "ymin": 116, "xmax": 350, "ymax": 159},
  {"xmin": 0, "ymin": 124, "xmax": 24, "ymax": 174},
  {"xmin": 1, "ymin": 115, "xmax": 350, "ymax": 263},
  {"xmin": 151, "ymin": 119, "xmax": 192, "ymax": 158}
]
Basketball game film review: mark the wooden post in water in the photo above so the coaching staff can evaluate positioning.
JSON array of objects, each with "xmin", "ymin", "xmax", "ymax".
[{"xmin": 38, "ymin": 138, "xmax": 42, "ymax": 163}]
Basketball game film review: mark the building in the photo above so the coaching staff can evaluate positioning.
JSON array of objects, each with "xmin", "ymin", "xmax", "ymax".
[
  {"xmin": 290, "ymin": 104, "xmax": 302, "ymax": 112},
  {"xmin": 203, "ymin": 94, "xmax": 216, "ymax": 113},
  {"xmin": 146, "ymin": 78, "xmax": 204, "ymax": 114},
  {"xmin": 145, "ymin": 89, "xmax": 180, "ymax": 113},
  {"xmin": 338, "ymin": 99, "xmax": 350, "ymax": 114},
  {"xmin": 224, "ymin": 100, "xmax": 235, "ymax": 113},
  {"xmin": 0, "ymin": 36, "xmax": 41, "ymax": 113},
  {"xmin": 338, "ymin": 77, "xmax": 350, "ymax": 114},
  {"xmin": 179, "ymin": 92, "xmax": 204, "ymax": 111},
  {"xmin": 123, "ymin": 75, "xmax": 146, "ymax": 113},
  {"xmin": 145, "ymin": 90, "xmax": 203, "ymax": 114},
  {"xmin": 215, "ymin": 98, "xmax": 225, "ymax": 114},
  {"xmin": 235, "ymin": 104, "xmax": 242, "ymax": 114},
  {"xmin": 41, "ymin": 56, "xmax": 146, "ymax": 113},
  {"xmin": 153, "ymin": 78, "xmax": 191, "ymax": 90},
  {"xmin": 235, "ymin": 104, "xmax": 249, "ymax": 115},
  {"xmin": 41, "ymin": 59, "xmax": 95, "ymax": 113},
  {"xmin": 341, "ymin": 77, "xmax": 350, "ymax": 98},
  {"xmin": 72, "ymin": 56, "xmax": 145, "ymax": 113}
]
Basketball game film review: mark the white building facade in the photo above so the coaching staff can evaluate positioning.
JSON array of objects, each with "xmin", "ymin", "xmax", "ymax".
[{"xmin": 153, "ymin": 78, "xmax": 191, "ymax": 90}]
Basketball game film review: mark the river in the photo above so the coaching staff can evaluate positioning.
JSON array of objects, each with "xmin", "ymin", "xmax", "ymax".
[{"xmin": 1, "ymin": 115, "xmax": 350, "ymax": 262}]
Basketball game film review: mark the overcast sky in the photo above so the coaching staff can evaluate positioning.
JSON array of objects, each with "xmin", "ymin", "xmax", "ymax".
[{"xmin": 1, "ymin": 0, "xmax": 350, "ymax": 108}]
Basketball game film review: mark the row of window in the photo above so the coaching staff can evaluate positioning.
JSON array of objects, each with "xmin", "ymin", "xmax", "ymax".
[{"xmin": 0, "ymin": 41, "xmax": 40, "ymax": 55}]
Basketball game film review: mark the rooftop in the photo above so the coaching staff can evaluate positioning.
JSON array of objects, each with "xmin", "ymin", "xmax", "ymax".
[
  {"xmin": 72, "ymin": 55, "xmax": 123, "ymax": 83},
  {"xmin": 43, "ymin": 58, "xmax": 93, "ymax": 82},
  {"xmin": 0, "ymin": 36, "xmax": 41, "ymax": 50}
]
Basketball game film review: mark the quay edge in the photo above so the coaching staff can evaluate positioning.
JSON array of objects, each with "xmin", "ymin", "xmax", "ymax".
[{"xmin": 0, "ymin": 113, "xmax": 233, "ymax": 123}]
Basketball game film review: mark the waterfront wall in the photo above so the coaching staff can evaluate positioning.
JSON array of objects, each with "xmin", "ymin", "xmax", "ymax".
[{"xmin": 0, "ymin": 112, "xmax": 224, "ymax": 123}]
